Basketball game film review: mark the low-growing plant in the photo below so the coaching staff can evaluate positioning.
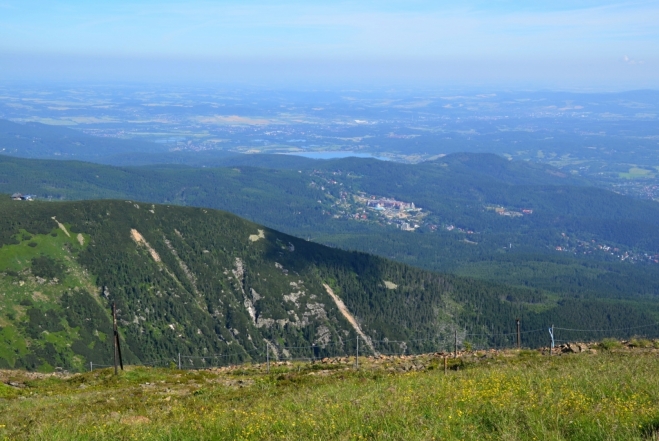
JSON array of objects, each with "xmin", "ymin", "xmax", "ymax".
[
  {"xmin": 518, "ymin": 349, "xmax": 539, "ymax": 357},
  {"xmin": 629, "ymin": 338, "xmax": 653, "ymax": 348},
  {"xmin": 2, "ymin": 352, "xmax": 659, "ymax": 440},
  {"xmin": 599, "ymin": 338, "xmax": 622, "ymax": 350}
]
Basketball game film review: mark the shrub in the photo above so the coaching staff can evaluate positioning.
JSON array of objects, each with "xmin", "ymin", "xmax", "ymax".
[{"xmin": 31, "ymin": 256, "xmax": 65, "ymax": 280}]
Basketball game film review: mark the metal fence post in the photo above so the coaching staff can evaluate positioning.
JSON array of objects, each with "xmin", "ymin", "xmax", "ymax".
[{"xmin": 549, "ymin": 325, "xmax": 555, "ymax": 356}]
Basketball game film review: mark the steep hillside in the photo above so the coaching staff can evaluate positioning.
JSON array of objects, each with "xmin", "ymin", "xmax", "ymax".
[{"xmin": 2, "ymin": 197, "xmax": 657, "ymax": 372}]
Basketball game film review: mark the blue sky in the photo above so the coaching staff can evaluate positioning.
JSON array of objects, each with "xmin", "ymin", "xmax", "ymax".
[{"xmin": 0, "ymin": 0, "xmax": 657, "ymax": 89}]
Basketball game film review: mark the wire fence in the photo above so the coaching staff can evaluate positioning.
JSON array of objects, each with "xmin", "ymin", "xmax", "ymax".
[{"xmin": 87, "ymin": 319, "xmax": 659, "ymax": 372}]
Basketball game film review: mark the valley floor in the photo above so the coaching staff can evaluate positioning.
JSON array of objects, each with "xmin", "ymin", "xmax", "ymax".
[{"xmin": 1, "ymin": 347, "xmax": 659, "ymax": 440}]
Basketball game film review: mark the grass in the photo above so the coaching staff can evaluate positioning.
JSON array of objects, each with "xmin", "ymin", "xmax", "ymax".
[{"xmin": 2, "ymin": 350, "xmax": 659, "ymax": 440}]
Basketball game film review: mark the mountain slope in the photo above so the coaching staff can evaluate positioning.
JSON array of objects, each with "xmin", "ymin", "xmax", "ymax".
[
  {"xmin": 2, "ymin": 197, "xmax": 656, "ymax": 372},
  {"xmin": 0, "ymin": 198, "xmax": 470, "ymax": 370}
]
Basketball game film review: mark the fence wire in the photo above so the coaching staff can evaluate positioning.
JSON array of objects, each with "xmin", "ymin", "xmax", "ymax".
[{"xmin": 88, "ymin": 321, "xmax": 659, "ymax": 371}]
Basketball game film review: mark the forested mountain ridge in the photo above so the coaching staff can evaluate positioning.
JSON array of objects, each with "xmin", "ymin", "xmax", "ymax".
[
  {"xmin": 2, "ymin": 152, "xmax": 659, "ymax": 301},
  {"xmin": 1, "ymin": 197, "xmax": 656, "ymax": 372}
]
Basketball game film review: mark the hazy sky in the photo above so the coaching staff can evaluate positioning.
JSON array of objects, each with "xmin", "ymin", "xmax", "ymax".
[{"xmin": 1, "ymin": 0, "xmax": 657, "ymax": 89}]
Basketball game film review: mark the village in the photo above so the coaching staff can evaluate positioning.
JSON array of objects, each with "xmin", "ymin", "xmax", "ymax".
[
  {"xmin": 323, "ymin": 191, "xmax": 429, "ymax": 231},
  {"xmin": 354, "ymin": 194, "xmax": 427, "ymax": 231},
  {"xmin": 553, "ymin": 233, "xmax": 659, "ymax": 264},
  {"xmin": 307, "ymin": 169, "xmax": 430, "ymax": 231}
]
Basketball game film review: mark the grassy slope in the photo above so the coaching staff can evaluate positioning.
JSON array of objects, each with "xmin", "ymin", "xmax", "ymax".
[
  {"xmin": 1, "ymin": 349, "xmax": 659, "ymax": 440},
  {"xmin": 0, "ymin": 224, "xmax": 106, "ymax": 371}
]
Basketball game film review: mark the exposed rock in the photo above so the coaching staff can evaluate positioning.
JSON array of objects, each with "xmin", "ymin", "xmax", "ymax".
[
  {"xmin": 283, "ymin": 290, "xmax": 305, "ymax": 307},
  {"xmin": 383, "ymin": 281, "xmax": 398, "ymax": 290},
  {"xmin": 305, "ymin": 303, "xmax": 327, "ymax": 321},
  {"xmin": 249, "ymin": 229, "xmax": 265, "ymax": 242},
  {"xmin": 315, "ymin": 325, "xmax": 332, "ymax": 347}
]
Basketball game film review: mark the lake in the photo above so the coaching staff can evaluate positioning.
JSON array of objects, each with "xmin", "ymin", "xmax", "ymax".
[{"xmin": 282, "ymin": 151, "xmax": 390, "ymax": 161}]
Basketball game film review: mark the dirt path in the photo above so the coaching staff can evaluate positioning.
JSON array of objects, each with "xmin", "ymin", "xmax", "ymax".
[
  {"xmin": 323, "ymin": 283, "xmax": 378, "ymax": 355},
  {"xmin": 51, "ymin": 217, "xmax": 70, "ymax": 237}
]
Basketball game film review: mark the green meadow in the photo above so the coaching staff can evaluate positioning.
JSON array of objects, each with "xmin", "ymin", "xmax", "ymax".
[{"xmin": 2, "ymin": 347, "xmax": 659, "ymax": 440}]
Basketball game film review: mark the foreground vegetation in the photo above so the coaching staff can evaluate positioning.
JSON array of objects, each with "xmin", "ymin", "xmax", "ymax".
[{"xmin": 2, "ymin": 347, "xmax": 659, "ymax": 440}]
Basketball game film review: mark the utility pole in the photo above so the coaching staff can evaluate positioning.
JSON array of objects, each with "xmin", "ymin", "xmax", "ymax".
[
  {"xmin": 178, "ymin": 353, "xmax": 181, "ymax": 370},
  {"xmin": 454, "ymin": 329, "xmax": 458, "ymax": 358},
  {"xmin": 112, "ymin": 302, "xmax": 124, "ymax": 375},
  {"xmin": 266, "ymin": 344, "xmax": 270, "ymax": 374},
  {"xmin": 516, "ymin": 318, "xmax": 521, "ymax": 349},
  {"xmin": 90, "ymin": 361, "xmax": 93, "ymax": 372},
  {"xmin": 356, "ymin": 335, "xmax": 359, "ymax": 369}
]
